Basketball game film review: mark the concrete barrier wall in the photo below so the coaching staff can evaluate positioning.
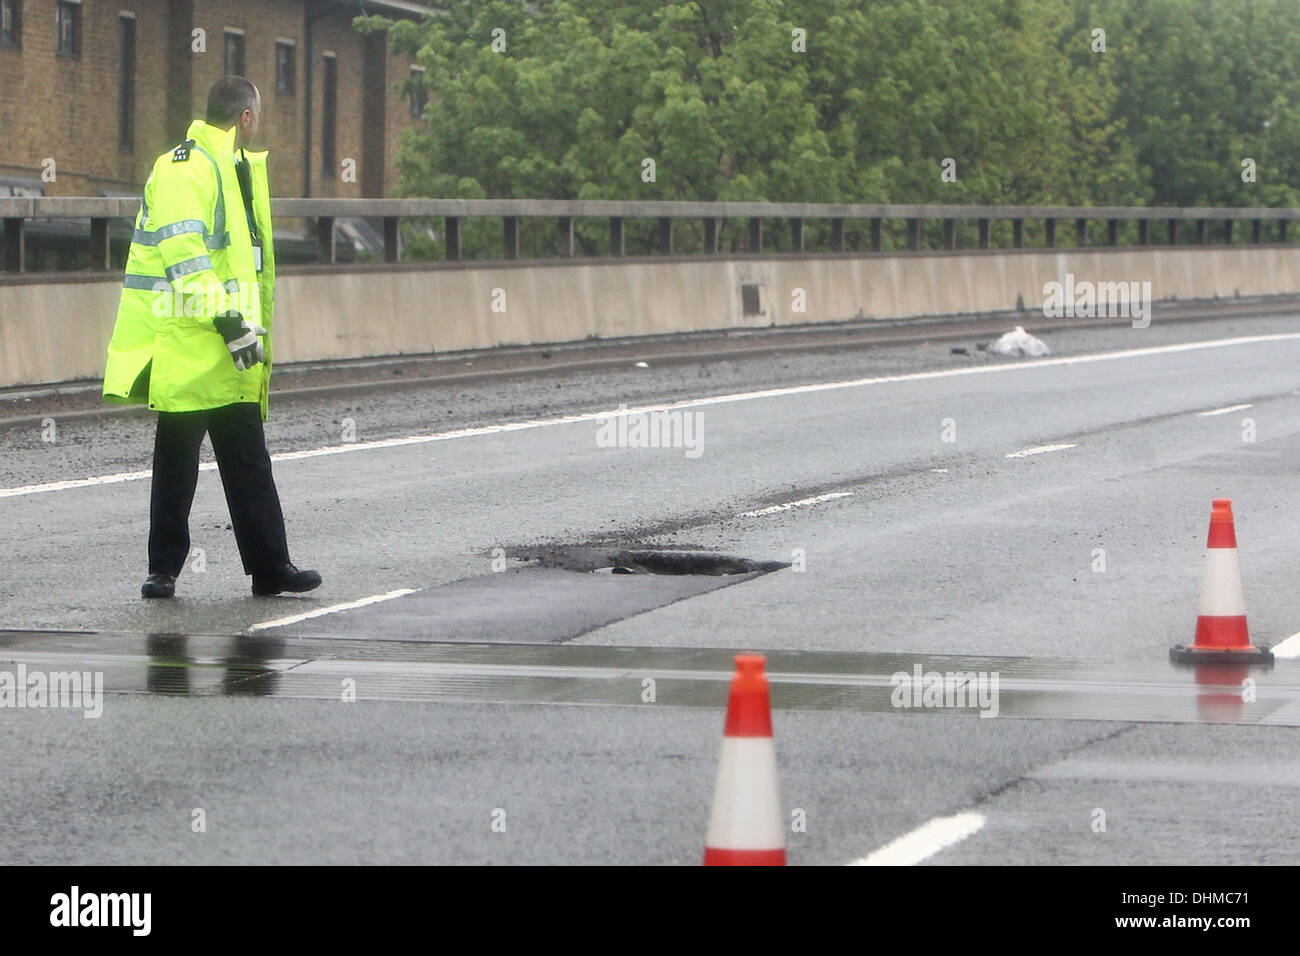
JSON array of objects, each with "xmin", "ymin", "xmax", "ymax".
[{"xmin": 4, "ymin": 246, "xmax": 1300, "ymax": 389}]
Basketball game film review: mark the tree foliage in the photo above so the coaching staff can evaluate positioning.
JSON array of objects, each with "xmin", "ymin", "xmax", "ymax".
[{"xmin": 358, "ymin": 0, "xmax": 1300, "ymax": 255}]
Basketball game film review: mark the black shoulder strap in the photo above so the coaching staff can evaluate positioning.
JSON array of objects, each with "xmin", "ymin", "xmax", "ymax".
[{"xmin": 234, "ymin": 149, "xmax": 259, "ymax": 242}]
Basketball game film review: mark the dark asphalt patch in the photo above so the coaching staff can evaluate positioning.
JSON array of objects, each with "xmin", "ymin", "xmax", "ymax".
[
  {"xmin": 1, "ymin": 630, "xmax": 1294, "ymax": 725},
  {"xmin": 257, "ymin": 565, "xmax": 773, "ymax": 642},
  {"xmin": 241, "ymin": 548, "xmax": 788, "ymax": 644}
]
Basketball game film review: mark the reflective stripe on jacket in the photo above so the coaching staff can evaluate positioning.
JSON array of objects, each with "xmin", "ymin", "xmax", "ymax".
[{"xmin": 102, "ymin": 119, "xmax": 278, "ymax": 420}]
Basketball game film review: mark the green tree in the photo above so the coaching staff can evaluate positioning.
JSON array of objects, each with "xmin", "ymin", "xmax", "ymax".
[
  {"xmin": 1075, "ymin": 0, "xmax": 1300, "ymax": 210},
  {"xmin": 359, "ymin": 0, "xmax": 1298, "ymax": 257}
]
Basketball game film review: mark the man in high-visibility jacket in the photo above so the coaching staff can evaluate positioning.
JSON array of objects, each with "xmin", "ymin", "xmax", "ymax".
[{"xmin": 103, "ymin": 76, "xmax": 321, "ymax": 599}]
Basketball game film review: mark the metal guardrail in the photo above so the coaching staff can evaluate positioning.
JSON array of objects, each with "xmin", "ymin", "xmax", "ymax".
[{"xmin": 2, "ymin": 197, "xmax": 1297, "ymax": 273}]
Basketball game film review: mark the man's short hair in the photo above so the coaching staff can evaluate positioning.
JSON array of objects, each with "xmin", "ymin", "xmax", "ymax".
[{"xmin": 206, "ymin": 76, "xmax": 259, "ymax": 128}]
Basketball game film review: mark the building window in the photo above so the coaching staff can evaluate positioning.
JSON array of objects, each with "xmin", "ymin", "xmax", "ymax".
[
  {"xmin": 223, "ymin": 29, "xmax": 244, "ymax": 77},
  {"xmin": 321, "ymin": 54, "xmax": 337, "ymax": 177},
  {"xmin": 1, "ymin": 0, "xmax": 21, "ymax": 49},
  {"xmin": 275, "ymin": 40, "xmax": 296, "ymax": 94},
  {"xmin": 55, "ymin": 0, "xmax": 79, "ymax": 57},
  {"xmin": 409, "ymin": 66, "xmax": 427, "ymax": 119},
  {"xmin": 118, "ymin": 15, "xmax": 135, "ymax": 151}
]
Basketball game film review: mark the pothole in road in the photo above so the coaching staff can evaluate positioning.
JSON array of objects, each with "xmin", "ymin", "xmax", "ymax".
[{"xmin": 514, "ymin": 545, "xmax": 789, "ymax": 576}]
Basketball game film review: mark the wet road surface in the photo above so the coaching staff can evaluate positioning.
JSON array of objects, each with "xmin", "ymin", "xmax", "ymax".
[{"xmin": 2, "ymin": 311, "xmax": 1299, "ymax": 864}]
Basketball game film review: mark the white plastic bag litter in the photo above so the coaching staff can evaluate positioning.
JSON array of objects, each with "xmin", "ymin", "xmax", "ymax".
[{"xmin": 988, "ymin": 326, "xmax": 1050, "ymax": 357}]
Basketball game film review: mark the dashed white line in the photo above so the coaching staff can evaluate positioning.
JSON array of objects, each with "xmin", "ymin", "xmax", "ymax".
[
  {"xmin": 1005, "ymin": 442, "xmax": 1078, "ymax": 458},
  {"xmin": 5, "ymin": 332, "xmax": 1300, "ymax": 499},
  {"xmin": 246, "ymin": 588, "xmax": 418, "ymax": 633},
  {"xmin": 738, "ymin": 491, "xmax": 853, "ymax": 517},
  {"xmin": 848, "ymin": 812, "xmax": 986, "ymax": 866},
  {"xmin": 1197, "ymin": 403, "xmax": 1254, "ymax": 417},
  {"xmin": 1271, "ymin": 632, "xmax": 1300, "ymax": 660}
]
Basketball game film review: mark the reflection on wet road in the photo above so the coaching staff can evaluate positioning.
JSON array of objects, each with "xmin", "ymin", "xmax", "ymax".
[{"xmin": 1, "ymin": 629, "xmax": 1293, "ymax": 725}]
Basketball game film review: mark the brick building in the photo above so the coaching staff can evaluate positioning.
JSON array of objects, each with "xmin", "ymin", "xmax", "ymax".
[{"xmin": 0, "ymin": 0, "xmax": 433, "ymax": 204}]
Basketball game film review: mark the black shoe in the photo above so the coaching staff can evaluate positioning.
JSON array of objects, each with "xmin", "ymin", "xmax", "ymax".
[
  {"xmin": 252, "ymin": 563, "xmax": 322, "ymax": 596},
  {"xmin": 141, "ymin": 573, "xmax": 176, "ymax": 599}
]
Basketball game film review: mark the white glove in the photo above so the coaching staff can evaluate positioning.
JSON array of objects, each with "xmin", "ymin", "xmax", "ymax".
[{"xmin": 222, "ymin": 322, "xmax": 268, "ymax": 371}]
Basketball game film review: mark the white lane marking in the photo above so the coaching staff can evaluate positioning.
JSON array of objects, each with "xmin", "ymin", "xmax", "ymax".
[
  {"xmin": 1005, "ymin": 442, "xmax": 1078, "ymax": 458},
  {"xmin": 930, "ymin": 468, "xmax": 949, "ymax": 473},
  {"xmin": 848, "ymin": 812, "xmax": 986, "ymax": 866},
  {"xmin": 1271, "ymin": 632, "xmax": 1300, "ymax": 660},
  {"xmin": 5, "ymin": 332, "xmax": 1300, "ymax": 500},
  {"xmin": 1197, "ymin": 402, "xmax": 1254, "ymax": 417},
  {"xmin": 738, "ymin": 491, "xmax": 853, "ymax": 517},
  {"xmin": 246, "ymin": 588, "xmax": 418, "ymax": 633},
  {"xmin": 0, "ymin": 463, "xmax": 218, "ymax": 497}
]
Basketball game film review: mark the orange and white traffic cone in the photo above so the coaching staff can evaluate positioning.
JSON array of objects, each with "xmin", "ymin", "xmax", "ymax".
[
  {"xmin": 1170, "ymin": 498, "xmax": 1273, "ymax": 665},
  {"xmin": 703, "ymin": 654, "xmax": 786, "ymax": 866}
]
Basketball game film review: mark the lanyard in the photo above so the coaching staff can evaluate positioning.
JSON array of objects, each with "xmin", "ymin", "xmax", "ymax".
[
  {"xmin": 234, "ymin": 149, "xmax": 262, "ymax": 271},
  {"xmin": 234, "ymin": 150, "xmax": 259, "ymax": 244}
]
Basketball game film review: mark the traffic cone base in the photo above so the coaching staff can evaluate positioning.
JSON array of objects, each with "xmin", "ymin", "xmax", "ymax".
[{"xmin": 1170, "ymin": 643, "xmax": 1273, "ymax": 666}]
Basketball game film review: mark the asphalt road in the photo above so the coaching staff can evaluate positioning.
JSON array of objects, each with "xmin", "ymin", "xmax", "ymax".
[{"xmin": 1, "ymin": 311, "xmax": 1298, "ymax": 865}]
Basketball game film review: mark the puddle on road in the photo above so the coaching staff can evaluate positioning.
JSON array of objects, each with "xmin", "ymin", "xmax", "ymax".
[{"xmin": 0, "ymin": 630, "xmax": 1295, "ymax": 725}]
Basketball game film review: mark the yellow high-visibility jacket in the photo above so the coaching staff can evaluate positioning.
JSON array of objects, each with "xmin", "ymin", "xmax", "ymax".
[{"xmin": 102, "ymin": 119, "xmax": 277, "ymax": 420}]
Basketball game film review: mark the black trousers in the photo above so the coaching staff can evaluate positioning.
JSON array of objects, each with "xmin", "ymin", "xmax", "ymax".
[{"xmin": 148, "ymin": 402, "xmax": 291, "ymax": 577}]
